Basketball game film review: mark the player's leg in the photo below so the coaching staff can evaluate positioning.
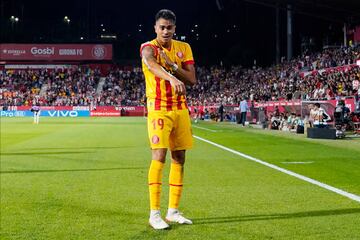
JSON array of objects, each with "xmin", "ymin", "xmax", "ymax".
[
  {"xmin": 241, "ymin": 112, "xmax": 246, "ymax": 126},
  {"xmin": 166, "ymin": 150, "xmax": 192, "ymax": 224},
  {"xmin": 33, "ymin": 112, "xmax": 36, "ymax": 124},
  {"xmin": 168, "ymin": 150, "xmax": 185, "ymax": 211},
  {"xmin": 148, "ymin": 149, "xmax": 169, "ymax": 229},
  {"xmin": 149, "ymin": 149, "xmax": 167, "ymax": 210},
  {"xmin": 36, "ymin": 111, "xmax": 40, "ymax": 124},
  {"xmin": 166, "ymin": 109, "xmax": 193, "ymax": 224},
  {"xmin": 147, "ymin": 111, "xmax": 173, "ymax": 229}
]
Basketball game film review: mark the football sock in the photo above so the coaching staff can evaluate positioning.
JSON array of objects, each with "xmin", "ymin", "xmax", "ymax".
[
  {"xmin": 148, "ymin": 160, "xmax": 164, "ymax": 210},
  {"xmin": 169, "ymin": 162, "xmax": 184, "ymax": 209}
]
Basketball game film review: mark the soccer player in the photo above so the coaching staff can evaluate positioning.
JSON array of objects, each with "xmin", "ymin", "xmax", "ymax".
[
  {"xmin": 140, "ymin": 9, "xmax": 197, "ymax": 230},
  {"xmin": 30, "ymin": 101, "xmax": 41, "ymax": 124}
]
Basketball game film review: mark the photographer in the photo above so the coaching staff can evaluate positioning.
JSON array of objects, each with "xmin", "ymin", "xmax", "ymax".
[
  {"xmin": 355, "ymin": 95, "xmax": 360, "ymax": 114},
  {"xmin": 334, "ymin": 100, "xmax": 351, "ymax": 128},
  {"xmin": 313, "ymin": 103, "xmax": 331, "ymax": 128}
]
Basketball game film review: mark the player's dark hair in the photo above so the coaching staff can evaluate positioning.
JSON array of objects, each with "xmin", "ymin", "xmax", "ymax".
[
  {"xmin": 155, "ymin": 9, "xmax": 176, "ymax": 24},
  {"xmin": 315, "ymin": 103, "xmax": 320, "ymax": 108}
]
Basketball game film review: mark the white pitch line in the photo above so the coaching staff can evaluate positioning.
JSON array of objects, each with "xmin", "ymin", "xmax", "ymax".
[
  {"xmin": 194, "ymin": 135, "xmax": 360, "ymax": 203},
  {"xmin": 193, "ymin": 125, "xmax": 219, "ymax": 132},
  {"xmin": 281, "ymin": 161, "xmax": 314, "ymax": 164}
]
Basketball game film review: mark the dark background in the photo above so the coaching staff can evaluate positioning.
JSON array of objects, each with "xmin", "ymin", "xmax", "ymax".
[{"xmin": 1, "ymin": 0, "xmax": 360, "ymax": 66}]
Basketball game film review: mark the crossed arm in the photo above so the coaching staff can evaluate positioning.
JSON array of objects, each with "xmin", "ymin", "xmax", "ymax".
[{"xmin": 141, "ymin": 45, "xmax": 196, "ymax": 95}]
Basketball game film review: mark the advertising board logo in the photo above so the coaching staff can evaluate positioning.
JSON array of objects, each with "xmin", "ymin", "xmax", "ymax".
[
  {"xmin": 2, "ymin": 49, "xmax": 26, "ymax": 56},
  {"xmin": 48, "ymin": 110, "xmax": 78, "ymax": 117},
  {"xmin": 91, "ymin": 45, "xmax": 106, "ymax": 59},
  {"xmin": 31, "ymin": 47, "xmax": 55, "ymax": 55},
  {"xmin": 0, "ymin": 111, "xmax": 26, "ymax": 117}
]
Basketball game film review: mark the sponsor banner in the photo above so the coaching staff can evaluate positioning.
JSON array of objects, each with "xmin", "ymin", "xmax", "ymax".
[
  {"xmin": 0, "ymin": 110, "xmax": 89, "ymax": 117},
  {"xmin": 90, "ymin": 106, "xmax": 145, "ymax": 117},
  {"xmin": 1, "ymin": 111, "xmax": 28, "ymax": 117},
  {"xmin": 2, "ymin": 99, "xmax": 356, "ymax": 121},
  {"xmin": 253, "ymin": 98, "xmax": 354, "ymax": 114},
  {"xmin": 44, "ymin": 110, "xmax": 89, "ymax": 117},
  {"xmin": 73, "ymin": 106, "xmax": 89, "ymax": 111},
  {"xmin": 95, "ymin": 106, "xmax": 117, "ymax": 111},
  {"xmin": 0, "ymin": 44, "xmax": 112, "ymax": 61},
  {"xmin": 14, "ymin": 106, "xmax": 73, "ymax": 111},
  {"xmin": 188, "ymin": 105, "xmax": 239, "ymax": 119},
  {"xmin": 90, "ymin": 111, "xmax": 120, "ymax": 117},
  {"xmin": 5, "ymin": 64, "xmax": 74, "ymax": 69},
  {"xmin": 115, "ymin": 106, "xmax": 145, "ymax": 116},
  {"xmin": 254, "ymin": 100, "xmax": 302, "ymax": 108}
]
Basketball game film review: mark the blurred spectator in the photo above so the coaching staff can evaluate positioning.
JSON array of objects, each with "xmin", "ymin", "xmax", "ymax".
[{"xmin": 1, "ymin": 46, "xmax": 359, "ymax": 108}]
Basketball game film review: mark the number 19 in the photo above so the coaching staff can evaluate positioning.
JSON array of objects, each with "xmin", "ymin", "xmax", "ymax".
[{"xmin": 152, "ymin": 118, "xmax": 164, "ymax": 130}]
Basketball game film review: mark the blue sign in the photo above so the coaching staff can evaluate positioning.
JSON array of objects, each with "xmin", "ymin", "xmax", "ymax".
[{"xmin": 1, "ymin": 110, "xmax": 90, "ymax": 117}]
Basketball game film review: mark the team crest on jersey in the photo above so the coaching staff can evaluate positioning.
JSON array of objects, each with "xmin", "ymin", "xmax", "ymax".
[
  {"xmin": 152, "ymin": 135, "xmax": 160, "ymax": 144},
  {"xmin": 176, "ymin": 51, "xmax": 184, "ymax": 59}
]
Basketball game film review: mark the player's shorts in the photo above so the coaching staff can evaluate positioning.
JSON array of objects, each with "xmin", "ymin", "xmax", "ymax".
[{"xmin": 147, "ymin": 109, "xmax": 193, "ymax": 151}]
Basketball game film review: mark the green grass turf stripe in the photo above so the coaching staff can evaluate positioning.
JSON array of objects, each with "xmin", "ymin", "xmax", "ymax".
[{"xmin": 194, "ymin": 135, "xmax": 360, "ymax": 203}]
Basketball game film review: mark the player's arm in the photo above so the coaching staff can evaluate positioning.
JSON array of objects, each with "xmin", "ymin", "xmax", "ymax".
[
  {"xmin": 173, "ymin": 63, "xmax": 196, "ymax": 86},
  {"xmin": 159, "ymin": 50, "xmax": 197, "ymax": 86},
  {"xmin": 142, "ymin": 46, "xmax": 186, "ymax": 95}
]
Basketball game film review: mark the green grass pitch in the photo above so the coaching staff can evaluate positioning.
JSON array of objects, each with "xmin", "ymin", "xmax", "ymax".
[{"xmin": 1, "ymin": 117, "xmax": 360, "ymax": 239}]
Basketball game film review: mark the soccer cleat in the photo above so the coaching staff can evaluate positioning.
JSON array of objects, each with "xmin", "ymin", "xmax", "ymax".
[
  {"xmin": 149, "ymin": 211, "xmax": 169, "ymax": 230},
  {"xmin": 166, "ymin": 209, "xmax": 193, "ymax": 224}
]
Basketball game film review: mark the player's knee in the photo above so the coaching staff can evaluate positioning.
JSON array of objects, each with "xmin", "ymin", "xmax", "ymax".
[
  {"xmin": 152, "ymin": 149, "xmax": 167, "ymax": 162},
  {"xmin": 171, "ymin": 150, "xmax": 185, "ymax": 165}
]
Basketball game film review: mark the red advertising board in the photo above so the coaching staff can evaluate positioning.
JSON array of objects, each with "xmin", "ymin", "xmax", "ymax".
[
  {"xmin": 0, "ymin": 44, "xmax": 112, "ymax": 61},
  {"xmin": 6, "ymin": 99, "xmax": 356, "ymax": 119},
  {"xmin": 90, "ymin": 111, "xmax": 120, "ymax": 117},
  {"xmin": 115, "ymin": 106, "xmax": 145, "ymax": 116},
  {"xmin": 90, "ymin": 106, "xmax": 119, "ymax": 117},
  {"xmin": 254, "ymin": 99, "xmax": 356, "ymax": 113},
  {"xmin": 14, "ymin": 106, "xmax": 74, "ymax": 111}
]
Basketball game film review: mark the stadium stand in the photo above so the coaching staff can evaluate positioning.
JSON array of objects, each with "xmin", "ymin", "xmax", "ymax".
[{"xmin": 1, "ymin": 46, "xmax": 359, "ymax": 108}]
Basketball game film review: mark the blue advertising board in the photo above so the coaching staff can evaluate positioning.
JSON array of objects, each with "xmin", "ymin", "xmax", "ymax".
[{"xmin": 1, "ymin": 110, "xmax": 90, "ymax": 117}]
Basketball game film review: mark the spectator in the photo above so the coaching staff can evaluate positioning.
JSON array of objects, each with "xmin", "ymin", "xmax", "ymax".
[{"xmin": 239, "ymin": 97, "xmax": 249, "ymax": 126}]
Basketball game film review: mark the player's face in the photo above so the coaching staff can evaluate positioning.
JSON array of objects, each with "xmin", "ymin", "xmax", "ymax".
[{"xmin": 155, "ymin": 18, "xmax": 176, "ymax": 46}]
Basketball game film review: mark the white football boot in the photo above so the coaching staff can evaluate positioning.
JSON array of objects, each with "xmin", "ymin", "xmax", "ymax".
[
  {"xmin": 149, "ymin": 210, "xmax": 169, "ymax": 230},
  {"xmin": 166, "ymin": 208, "xmax": 193, "ymax": 224}
]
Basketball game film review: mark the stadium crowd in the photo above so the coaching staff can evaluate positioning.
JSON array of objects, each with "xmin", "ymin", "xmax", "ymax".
[
  {"xmin": 100, "ymin": 67, "xmax": 145, "ymax": 106},
  {"xmin": 188, "ymin": 45, "xmax": 360, "ymax": 105},
  {"xmin": 1, "ymin": 46, "xmax": 359, "ymax": 108},
  {"xmin": 0, "ymin": 66, "xmax": 101, "ymax": 107}
]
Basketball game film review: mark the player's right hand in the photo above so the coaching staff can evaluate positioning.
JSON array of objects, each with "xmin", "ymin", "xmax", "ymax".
[{"xmin": 169, "ymin": 77, "xmax": 186, "ymax": 95}]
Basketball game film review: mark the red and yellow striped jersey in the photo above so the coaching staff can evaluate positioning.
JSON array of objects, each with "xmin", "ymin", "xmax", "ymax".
[{"xmin": 140, "ymin": 39, "xmax": 195, "ymax": 111}]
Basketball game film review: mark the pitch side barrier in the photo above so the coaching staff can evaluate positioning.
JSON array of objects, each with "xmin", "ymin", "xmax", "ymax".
[
  {"xmin": 187, "ymin": 97, "xmax": 356, "ymax": 123},
  {"xmin": 0, "ymin": 110, "xmax": 90, "ymax": 117},
  {"xmin": 1, "ymin": 99, "xmax": 356, "ymax": 119},
  {"xmin": 0, "ymin": 106, "xmax": 145, "ymax": 117}
]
